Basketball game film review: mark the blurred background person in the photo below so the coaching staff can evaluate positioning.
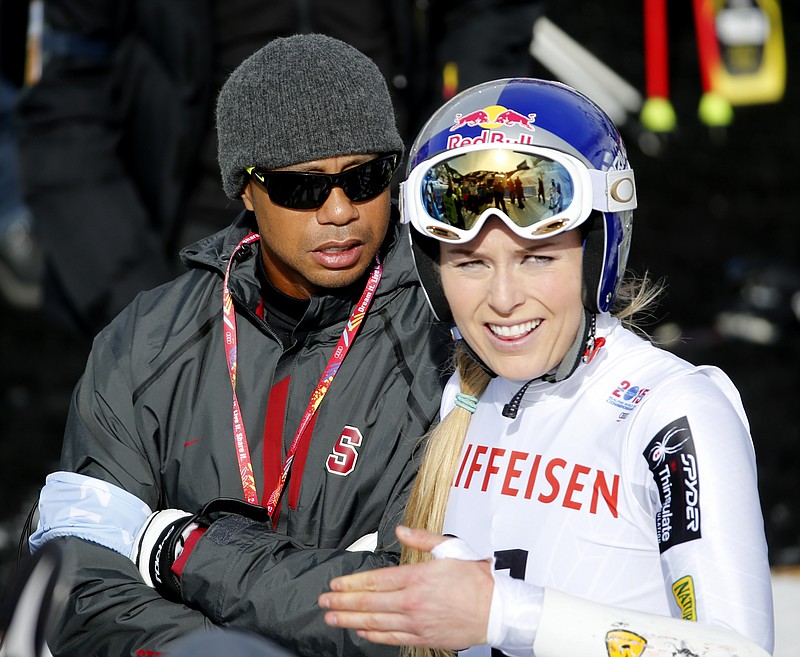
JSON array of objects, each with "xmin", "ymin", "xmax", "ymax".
[
  {"xmin": 0, "ymin": 0, "xmax": 41, "ymax": 311},
  {"xmin": 14, "ymin": 0, "xmax": 419, "ymax": 338}
]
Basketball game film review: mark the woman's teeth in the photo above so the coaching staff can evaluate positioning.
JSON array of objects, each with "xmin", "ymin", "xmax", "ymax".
[{"xmin": 489, "ymin": 320, "xmax": 541, "ymax": 338}]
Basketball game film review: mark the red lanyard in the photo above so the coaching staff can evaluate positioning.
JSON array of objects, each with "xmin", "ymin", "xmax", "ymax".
[{"xmin": 222, "ymin": 232, "xmax": 382, "ymax": 514}]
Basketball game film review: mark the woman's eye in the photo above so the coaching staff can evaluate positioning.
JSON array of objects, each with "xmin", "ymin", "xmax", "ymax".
[
  {"xmin": 523, "ymin": 254, "xmax": 550, "ymax": 264},
  {"xmin": 457, "ymin": 259, "xmax": 484, "ymax": 268}
]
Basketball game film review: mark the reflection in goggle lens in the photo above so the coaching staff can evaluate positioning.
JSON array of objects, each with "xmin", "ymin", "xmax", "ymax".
[{"xmin": 420, "ymin": 150, "xmax": 576, "ymax": 232}]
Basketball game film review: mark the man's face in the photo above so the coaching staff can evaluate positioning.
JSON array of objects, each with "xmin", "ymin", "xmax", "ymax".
[{"xmin": 241, "ymin": 154, "xmax": 392, "ymax": 299}]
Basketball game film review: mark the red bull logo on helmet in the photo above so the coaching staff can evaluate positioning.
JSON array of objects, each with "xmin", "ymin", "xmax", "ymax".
[
  {"xmin": 446, "ymin": 129, "xmax": 539, "ymax": 150},
  {"xmin": 447, "ymin": 105, "xmax": 537, "ymax": 149},
  {"xmin": 450, "ymin": 105, "xmax": 537, "ymax": 132}
]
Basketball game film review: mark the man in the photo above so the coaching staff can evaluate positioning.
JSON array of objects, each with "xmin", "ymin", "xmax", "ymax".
[{"xmin": 29, "ymin": 35, "xmax": 451, "ymax": 657}]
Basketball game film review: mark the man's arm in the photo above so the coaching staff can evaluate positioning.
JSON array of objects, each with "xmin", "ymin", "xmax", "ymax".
[
  {"xmin": 50, "ymin": 537, "xmax": 211, "ymax": 656},
  {"xmin": 31, "ymin": 467, "xmax": 407, "ymax": 657},
  {"xmin": 32, "ymin": 464, "xmax": 413, "ymax": 657},
  {"xmin": 176, "ymin": 469, "xmax": 415, "ymax": 657},
  {"xmin": 32, "ymin": 330, "xmax": 215, "ymax": 656}
]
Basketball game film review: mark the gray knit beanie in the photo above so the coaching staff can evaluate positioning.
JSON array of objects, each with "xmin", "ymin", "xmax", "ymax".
[{"xmin": 217, "ymin": 34, "xmax": 405, "ymax": 200}]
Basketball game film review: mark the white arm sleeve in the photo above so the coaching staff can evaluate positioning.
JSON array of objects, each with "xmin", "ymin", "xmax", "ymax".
[
  {"xmin": 487, "ymin": 573, "xmax": 543, "ymax": 657},
  {"xmin": 452, "ymin": 530, "xmax": 770, "ymax": 657},
  {"xmin": 30, "ymin": 471, "xmax": 152, "ymax": 556},
  {"xmin": 431, "ymin": 536, "xmax": 544, "ymax": 657},
  {"xmin": 534, "ymin": 588, "xmax": 770, "ymax": 657},
  {"xmin": 632, "ymin": 369, "xmax": 773, "ymax": 651}
]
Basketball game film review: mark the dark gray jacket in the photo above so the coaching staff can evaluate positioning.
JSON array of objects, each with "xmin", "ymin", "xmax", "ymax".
[{"xmin": 53, "ymin": 210, "xmax": 451, "ymax": 657}]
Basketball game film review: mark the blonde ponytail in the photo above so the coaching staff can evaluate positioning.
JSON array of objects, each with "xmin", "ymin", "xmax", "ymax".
[{"xmin": 400, "ymin": 344, "xmax": 492, "ymax": 657}]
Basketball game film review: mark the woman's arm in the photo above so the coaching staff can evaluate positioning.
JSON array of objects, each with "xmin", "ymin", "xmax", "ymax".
[{"xmin": 319, "ymin": 527, "xmax": 771, "ymax": 657}]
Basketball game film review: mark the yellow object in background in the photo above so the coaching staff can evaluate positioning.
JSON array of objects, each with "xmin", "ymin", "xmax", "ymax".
[
  {"xmin": 698, "ymin": 90, "xmax": 734, "ymax": 126},
  {"xmin": 442, "ymin": 61, "xmax": 459, "ymax": 100},
  {"xmin": 640, "ymin": 97, "xmax": 678, "ymax": 132},
  {"xmin": 24, "ymin": 0, "xmax": 44, "ymax": 86},
  {"xmin": 712, "ymin": 0, "xmax": 786, "ymax": 105}
]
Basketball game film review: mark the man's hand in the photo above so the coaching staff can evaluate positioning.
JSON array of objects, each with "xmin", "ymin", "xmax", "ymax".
[
  {"xmin": 131, "ymin": 509, "xmax": 194, "ymax": 599},
  {"xmin": 318, "ymin": 526, "xmax": 494, "ymax": 649},
  {"xmin": 131, "ymin": 498, "xmax": 271, "ymax": 602}
]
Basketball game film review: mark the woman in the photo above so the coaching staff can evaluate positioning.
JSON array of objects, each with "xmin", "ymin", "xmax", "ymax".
[{"xmin": 318, "ymin": 79, "xmax": 774, "ymax": 657}]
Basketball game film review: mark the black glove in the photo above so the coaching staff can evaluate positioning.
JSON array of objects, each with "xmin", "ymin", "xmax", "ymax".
[{"xmin": 130, "ymin": 498, "xmax": 270, "ymax": 602}]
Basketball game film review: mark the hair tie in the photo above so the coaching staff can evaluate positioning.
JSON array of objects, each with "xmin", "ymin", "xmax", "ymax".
[{"xmin": 455, "ymin": 393, "xmax": 478, "ymax": 414}]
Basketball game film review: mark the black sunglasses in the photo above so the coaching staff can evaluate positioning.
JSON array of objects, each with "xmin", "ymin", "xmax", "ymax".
[{"xmin": 247, "ymin": 154, "xmax": 399, "ymax": 210}]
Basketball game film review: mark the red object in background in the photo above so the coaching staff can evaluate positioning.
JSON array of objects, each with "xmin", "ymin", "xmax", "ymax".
[
  {"xmin": 644, "ymin": 0, "xmax": 671, "ymax": 100},
  {"xmin": 692, "ymin": 0, "xmax": 722, "ymax": 93}
]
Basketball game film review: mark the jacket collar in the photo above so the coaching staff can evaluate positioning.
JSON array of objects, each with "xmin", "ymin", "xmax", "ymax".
[{"xmin": 179, "ymin": 205, "xmax": 416, "ymax": 331}]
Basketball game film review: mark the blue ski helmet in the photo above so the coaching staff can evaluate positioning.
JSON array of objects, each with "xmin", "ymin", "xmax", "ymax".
[{"xmin": 401, "ymin": 78, "xmax": 636, "ymax": 323}]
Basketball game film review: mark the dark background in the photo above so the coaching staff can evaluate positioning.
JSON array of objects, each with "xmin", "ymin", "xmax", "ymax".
[
  {"xmin": 547, "ymin": 0, "xmax": 800, "ymax": 568},
  {"xmin": 1, "ymin": 0, "xmax": 798, "ymax": 589}
]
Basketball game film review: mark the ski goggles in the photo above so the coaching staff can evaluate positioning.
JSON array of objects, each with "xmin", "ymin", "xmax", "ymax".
[
  {"xmin": 246, "ymin": 153, "xmax": 399, "ymax": 210},
  {"xmin": 401, "ymin": 144, "xmax": 636, "ymax": 242}
]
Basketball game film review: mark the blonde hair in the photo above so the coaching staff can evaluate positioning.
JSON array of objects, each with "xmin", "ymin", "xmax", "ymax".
[
  {"xmin": 399, "ymin": 272, "xmax": 662, "ymax": 657},
  {"xmin": 611, "ymin": 271, "xmax": 665, "ymax": 339},
  {"xmin": 400, "ymin": 342, "xmax": 491, "ymax": 657}
]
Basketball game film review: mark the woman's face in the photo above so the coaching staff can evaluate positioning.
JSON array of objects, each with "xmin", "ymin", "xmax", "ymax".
[{"xmin": 440, "ymin": 219, "xmax": 585, "ymax": 381}]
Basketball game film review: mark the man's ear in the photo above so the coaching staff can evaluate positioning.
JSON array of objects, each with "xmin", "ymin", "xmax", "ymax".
[{"xmin": 241, "ymin": 183, "xmax": 255, "ymax": 211}]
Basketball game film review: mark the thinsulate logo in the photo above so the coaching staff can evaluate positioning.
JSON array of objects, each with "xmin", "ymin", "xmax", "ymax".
[{"xmin": 643, "ymin": 416, "xmax": 702, "ymax": 552}]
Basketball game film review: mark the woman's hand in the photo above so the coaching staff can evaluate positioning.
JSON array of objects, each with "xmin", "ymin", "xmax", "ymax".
[{"xmin": 318, "ymin": 526, "xmax": 494, "ymax": 649}]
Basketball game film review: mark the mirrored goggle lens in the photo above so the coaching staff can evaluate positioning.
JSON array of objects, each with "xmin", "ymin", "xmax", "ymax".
[
  {"xmin": 415, "ymin": 149, "xmax": 583, "ymax": 238},
  {"xmin": 252, "ymin": 155, "xmax": 397, "ymax": 210}
]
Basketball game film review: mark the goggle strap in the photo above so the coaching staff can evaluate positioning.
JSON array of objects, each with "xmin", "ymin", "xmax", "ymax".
[
  {"xmin": 398, "ymin": 182, "xmax": 409, "ymax": 224},
  {"xmin": 409, "ymin": 230, "xmax": 451, "ymax": 321},
  {"xmin": 588, "ymin": 168, "xmax": 637, "ymax": 213}
]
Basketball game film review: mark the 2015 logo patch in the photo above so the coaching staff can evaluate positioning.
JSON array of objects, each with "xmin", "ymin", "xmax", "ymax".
[
  {"xmin": 606, "ymin": 379, "xmax": 650, "ymax": 412},
  {"xmin": 643, "ymin": 416, "xmax": 701, "ymax": 552}
]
